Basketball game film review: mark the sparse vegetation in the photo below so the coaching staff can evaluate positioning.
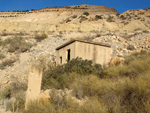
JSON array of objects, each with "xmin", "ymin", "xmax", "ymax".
[
  {"xmin": 127, "ymin": 45, "xmax": 135, "ymax": 50},
  {"xmin": 0, "ymin": 36, "xmax": 32, "ymax": 53},
  {"xmin": 83, "ymin": 12, "xmax": 89, "ymax": 16},
  {"xmin": 79, "ymin": 16, "xmax": 88, "ymax": 23},
  {"xmin": 0, "ymin": 58, "xmax": 16, "ymax": 69},
  {"xmin": 0, "ymin": 5, "xmax": 150, "ymax": 113},
  {"xmin": 0, "ymin": 77, "xmax": 27, "ymax": 112},
  {"xmin": 0, "ymin": 52, "xmax": 5, "ymax": 60},
  {"xmin": 95, "ymin": 15, "xmax": 103, "ymax": 20},
  {"xmin": 0, "ymin": 87, "xmax": 11, "ymax": 99},
  {"xmin": 143, "ymin": 30, "xmax": 149, "ymax": 33},
  {"xmin": 135, "ymin": 15, "xmax": 138, "ymax": 17},
  {"xmin": 65, "ymin": 18, "xmax": 71, "ymax": 23},
  {"xmin": 72, "ymin": 15, "xmax": 77, "ymax": 18},
  {"xmin": 120, "ymin": 15, "xmax": 127, "ymax": 20},
  {"xmin": 124, "ymin": 22, "xmax": 129, "ymax": 25},
  {"xmin": 116, "ymin": 13, "xmax": 120, "ymax": 16},
  {"xmin": 106, "ymin": 16, "xmax": 114, "ymax": 22},
  {"xmin": 34, "ymin": 33, "xmax": 48, "ymax": 42},
  {"xmin": 24, "ymin": 51, "xmax": 150, "ymax": 113}
]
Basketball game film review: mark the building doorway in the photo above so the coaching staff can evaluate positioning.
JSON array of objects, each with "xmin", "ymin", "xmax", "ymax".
[
  {"xmin": 67, "ymin": 49, "xmax": 71, "ymax": 62},
  {"xmin": 60, "ymin": 56, "xmax": 62, "ymax": 64}
]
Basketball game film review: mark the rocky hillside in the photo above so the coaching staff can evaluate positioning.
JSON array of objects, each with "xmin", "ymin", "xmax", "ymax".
[
  {"xmin": 0, "ymin": 5, "xmax": 150, "ymax": 108},
  {"xmin": 0, "ymin": 4, "xmax": 118, "ymax": 18}
]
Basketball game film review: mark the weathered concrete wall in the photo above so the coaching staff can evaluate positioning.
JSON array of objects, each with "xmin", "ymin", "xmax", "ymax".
[
  {"xmin": 25, "ymin": 67, "xmax": 43, "ymax": 110},
  {"xmin": 75, "ymin": 41, "xmax": 112, "ymax": 65},
  {"xmin": 96, "ymin": 44, "xmax": 112, "ymax": 65},
  {"xmin": 56, "ymin": 42, "xmax": 76, "ymax": 65},
  {"xmin": 56, "ymin": 41, "xmax": 112, "ymax": 66},
  {"xmin": 75, "ymin": 41, "xmax": 94, "ymax": 62}
]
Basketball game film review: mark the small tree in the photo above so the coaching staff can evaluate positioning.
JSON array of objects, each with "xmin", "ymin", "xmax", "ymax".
[
  {"xmin": 83, "ymin": 12, "xmax": 89, "ymax": 16},
  {"xmin": 95, "ymin": 15, "xmax": 103, "ymax": 19},
  {"xmin": 120, "ymin": 15, "xmax": 126, "ymax": 20},
  {"xmin": 106, "ymin": 16, "xmax": 114, "ymax": 22}
]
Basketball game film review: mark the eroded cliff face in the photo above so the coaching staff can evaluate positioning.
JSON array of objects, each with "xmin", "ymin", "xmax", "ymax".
[
  {"xmin": 0, "ymin": 5, "xmax": 149, "ymax": 33},
  {"xmin": 0, "ymin": 4, "xmax": 120, "ymax": 32},
  {"xmin": 0, "ymin": 4, "xmax": 118, "ymax": 17}
]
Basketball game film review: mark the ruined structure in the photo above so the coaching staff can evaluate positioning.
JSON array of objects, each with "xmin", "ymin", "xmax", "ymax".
[
  {"xmin": 25, "ymin": 67, "xmax": 43, "ymax": 110},
  {"xmin": 56, "ymin": 39, "xmax": 112, "ymax": 65}
]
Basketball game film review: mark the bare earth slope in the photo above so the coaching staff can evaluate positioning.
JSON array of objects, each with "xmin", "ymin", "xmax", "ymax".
[{"xmin": 0, "ymin": 5, "xmax": 150, "ymax": 97}]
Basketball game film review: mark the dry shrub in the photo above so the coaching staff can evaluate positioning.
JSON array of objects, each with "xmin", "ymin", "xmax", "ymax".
[
  {"xmin": 0, "ymin": 37, "xmax": 32, "ymax": 53},
  {"xmin": 0, "ymin": 52, "xmax": 5, "ymax": 60},
  {"xmin": 34, "ymin": 33, "xmax": 48, "ymax": 42},
  {"xmin": 24, "ymin": 95, "xmax": 107, "ymax": 113},
  {"xmin": 0, "ymin": 87, "xmax": 11, "ymax": 99},
  {"xmin": 71, "ymin": 75, "xmax": 112, "ymax": 98},
  {"xmin": 127, "ymin": 45, "xmax": 135, "ymax": 50},
  {"xmin": 15, "ymin": 52, "xmax": 150, "ymax": 112},
  {"xmin": 7, "ymin": 37, "xmax": 32, "ymax": 53},
  {"xmin": 107, "ymin": 16, "xmax": 114, "ymax": 22},
  {"xmin": 103, "ymin": 65, "xmax": 128, "ymax": 78},
  {"xmin": 0, "ymin": 58, "xmax": 16, "ymax": 70},
  {"xmin": 0, "ymin": 77, "xmax": 27, "ymax": 112}
]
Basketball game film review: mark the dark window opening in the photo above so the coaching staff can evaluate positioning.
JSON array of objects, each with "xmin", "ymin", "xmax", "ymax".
[
  {"xmin": 67, "ymin": 49, "xmax": 71, "ymax": 62},
  {"xmin": 60, "ymin": 56, "xmax": 62, "ymax": 64}
]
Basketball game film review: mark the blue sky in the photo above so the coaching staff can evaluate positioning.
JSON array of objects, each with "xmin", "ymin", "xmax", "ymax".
[{"xmin": 0, "ymin": 0, "xmax": 150, "ymax": 13}]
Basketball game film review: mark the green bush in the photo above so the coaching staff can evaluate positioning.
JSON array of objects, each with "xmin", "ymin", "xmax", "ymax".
[
  {"xmin": 83, "ymin": 12, "xmax": 89, "ymax": 16},
  {"xmin": 42, "ymin": 58, "xmax": 102, "ymax": 89},
  {"xmin": 95, "ymin": 15, "xmax": 103, "ymax": 19}
]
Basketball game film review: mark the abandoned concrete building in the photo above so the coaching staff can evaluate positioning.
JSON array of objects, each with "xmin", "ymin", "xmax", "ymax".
[{"xmin": 56, "ymin": 39, "xmax": 112, "ymax": 65}]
